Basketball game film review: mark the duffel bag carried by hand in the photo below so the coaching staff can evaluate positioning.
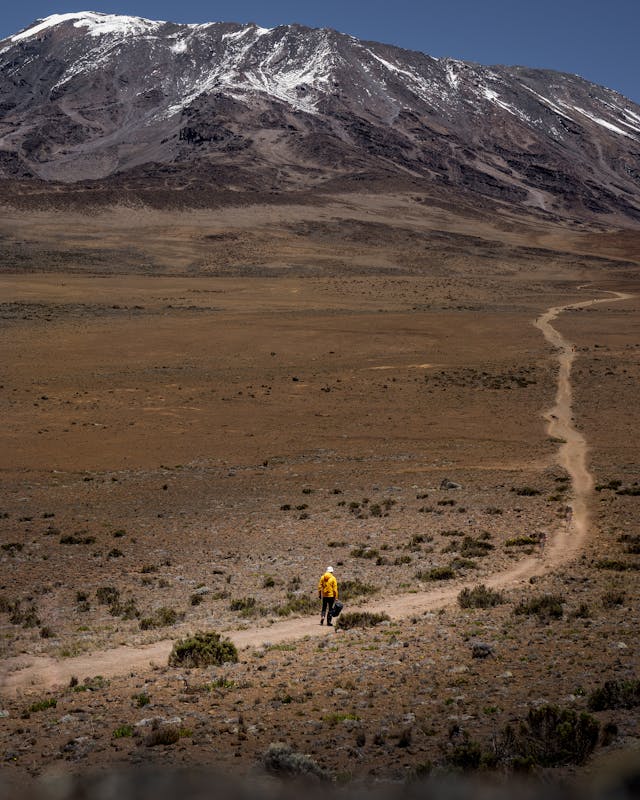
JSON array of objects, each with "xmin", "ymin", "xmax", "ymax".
[{"xmin": 332, "ymin": 600, "xmax": 344, "ymax": 617}]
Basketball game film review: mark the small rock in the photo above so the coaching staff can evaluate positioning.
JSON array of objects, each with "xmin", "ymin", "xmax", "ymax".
[
  {"xmin": 440, "ymin": 478, "xmax": 462, "ymax": 490},
  {"xmin": 471, "ymin": 643, "xmax": 494, "ymax": 659}
]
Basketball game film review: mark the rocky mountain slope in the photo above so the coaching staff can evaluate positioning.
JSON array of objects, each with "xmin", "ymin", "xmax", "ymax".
[{"xmin": 1, "ymin": 11, "xmax": 640, "ymax": 220}]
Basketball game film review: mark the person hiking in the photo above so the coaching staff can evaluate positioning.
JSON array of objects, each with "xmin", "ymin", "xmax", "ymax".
[{"xmin": 318, "ymin": 566, "xmax": 338, "ymax": 626}]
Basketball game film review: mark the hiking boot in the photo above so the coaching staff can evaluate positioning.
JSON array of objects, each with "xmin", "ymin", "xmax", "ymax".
[
  {"xmin": 320, "ymin": 618, "xmax": 324, "ymax": 625},
  {"xmin": 327, "ymin": 621, "xmax": 333, "ymax": 627}
]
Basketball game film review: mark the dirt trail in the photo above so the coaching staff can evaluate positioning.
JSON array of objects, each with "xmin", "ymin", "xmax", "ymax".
[{"xmin": 1, "ymin": 291, "xmax": 632, "ymax": 697}]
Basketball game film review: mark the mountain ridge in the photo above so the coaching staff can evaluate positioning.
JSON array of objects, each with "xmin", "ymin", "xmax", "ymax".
[{"xmin": 1, "ymin": 12, "xmax": 640, "ymax": 222}]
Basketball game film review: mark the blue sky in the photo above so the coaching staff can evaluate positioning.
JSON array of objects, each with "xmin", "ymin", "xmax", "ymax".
[{"xmin": 2, "ymin": 0, "xmax": 639, "ymax": 103}]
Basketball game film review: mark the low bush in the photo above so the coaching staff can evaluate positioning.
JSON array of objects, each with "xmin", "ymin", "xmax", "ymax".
[
  {"xmin": 602, "ymin": 590, "xmax": 626, "ymax": 608},
  {"xmin": 339, "ymin": 579, "xmax": 377, "ymax": 601},
  {"xmin": 508, "ymin": 705, "xmax": 599, "ymax": 767},
  {"xmin": 337, "ymin": 611, "xmax": 390, "ymax": 630},
  {"xmin": 60, "ymin": 534, "xmax": 95, "ymax": 545},
  {"xmin": 514, "ymin": 593, "xmax": 564, "ymax": 622},
  {"xmin": 262, "ymin": 742, "xmax": 329, "ymax": 780},
  {"xmin": 505, "ymin": 536, "xmax": 539, "ymax": 547},
  {"xmin": 139, "ymin": 606, "xmax": 183, "ymax": 630},
  {"xmin": 417, "ymin": 566, "xmax": 456, "ymax": 581},
  {"xmin": 145, "ymin": 724, "xmax": 183, "ymax": 747},
  {"xmin": 112, "ymin": 724, "xmax": 134, "ymax": 739},
  {"xmin": 168, "ymin": 631, "xmax": 238, "ymax": 667},
  {"xmin": 350, "ymin": 545, "xmax": 379, "ymax": 559},
  {"xmin": 458, "ymin": 584, "xmax": 504, "ymax": 609},
  {"xmin": 595, "ymin": 559, "xmax": 640, "ymax": 571},
  {"xmin": 588, "ymin": 679, "xmax": 640, "ymax": 711},
  {"xmin": 25, "ymin": 697, "xmax": 57, "ymax": 714},
  {"xmin": 274, "ymin": 593, "xmax": 316, "ymax": 617},
  {"xmin": 229, "ymin": 596, "xmax": 267, "ymax": 617},
  {"xmin": 96, "ymin": 587, "xmax": 119, "ymax": 605},
  {"xmin": 460, "ymin": 536, "xmax": 494, "ymax": 557},
  {"xmin": 512, "ymin": 487, "xmax": 541, "ymax": 496}
]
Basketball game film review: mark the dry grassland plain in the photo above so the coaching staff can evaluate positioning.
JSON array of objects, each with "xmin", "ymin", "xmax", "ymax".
[{"xmin": 0, "ymin": 194, "xmax": 639, "ymax": 787}]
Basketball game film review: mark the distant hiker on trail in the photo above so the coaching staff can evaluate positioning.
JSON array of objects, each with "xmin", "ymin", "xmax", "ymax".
[{"xmin": 318, "ymin": 566, "xmax": 338, "ymax": 626}]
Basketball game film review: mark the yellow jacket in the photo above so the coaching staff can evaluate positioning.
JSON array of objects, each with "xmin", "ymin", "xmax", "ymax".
[{"xmin": 318, "ymin": 571, "xmax": 338, "ymax": 598}]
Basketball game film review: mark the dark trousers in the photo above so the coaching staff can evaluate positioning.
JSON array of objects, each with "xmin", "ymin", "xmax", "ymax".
[{"xmin": 321, "ymin": 596, "xmax": 335, "ymax": 621}]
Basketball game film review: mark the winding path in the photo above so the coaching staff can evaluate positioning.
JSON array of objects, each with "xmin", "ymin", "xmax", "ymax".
[{"xmin": 1, "ymin": 290, "xmax": 632, "ymax": 696}]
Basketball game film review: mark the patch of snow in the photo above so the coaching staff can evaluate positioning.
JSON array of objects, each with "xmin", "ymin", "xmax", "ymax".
[
  {"xmin": 11, "ymin": 12, "xmax": 163, "ymax": 43},
  {"xmin": 445, "ymin": 63, "xmax": 459, "ymax": 89},
  {"xmin": 623, "ymin": 107, "xmax": 640, "ymax": 125},
  {"xmin": 480, "ymin": 86, "xmax": 531, "ymax": 123},
  {"xmin": 170, "ymin": 39, "xmax": 188, "ymax": 54},
  {"xmin": 221, "ymin": 27, "xmax": 253, "ymax": 42},
  {"xmin": 367, "ymin": 50, "xmax": 414, "ymax": 79},
  {"xmin": 519, "ymin": 85, "xmax": 575, "ymax": 122},
  {"xmin": 571, "ymin": 106, "xmax": 636, "ymax": 138}
]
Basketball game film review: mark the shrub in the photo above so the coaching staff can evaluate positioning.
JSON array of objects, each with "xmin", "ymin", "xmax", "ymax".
[
  {"xmin": 339, "ymin": 579, "xmax": 377, "ymax": 601},
  {"xmin": 111, "ymin": 598, "xmax": 139, "ymax": 620},
  {"xmin": 505, "ymin": 536, "xmax": 539, "ymax": 547},
  {"xmin": 417, "ymin": 566, "xmax": 456, "ymax": 581},
  {"xmin": 229, "ymin": 596, "xmax": 266, "ymax": 617},
  {"xmin": 458, "ymin": 584, "xmax": 504, "ymax": 609},
  {"xmin": 132, "ymin": 692, "xmax": 150, "ymax": 708},
  {"xmin": 447, "ymin": 735, "xmax": 483, "ymax": 771},
  {"xmin": 139, "ymin": 606, "xmax": 183, "ymax": 630},
  {"xmin": 145, "ymin": 725, "xmax": 182, "ymax": 747},
  {"xmin": 26, "ymin": 697, "xmax": 57, "ymax": 714},
  {"xmin": 113, "ymin": 724, "xmax": 134, "ymax": 739},
  {"xmin": 9, "ymin": 601, "xmax": 40, "ymax": 628},
  {"xmin": 587, "ymin": 679, "xmax": 640, "ymax": 711},
  {"xmin": 595, "ymin": 560, "xmax": 640, "ymax": 571},
  {"xmin": 96, "ymin": 587, "xmax": 119, "ymax": 605},
  {"xmin": 323, "ymin": 712, "xmax": 360, "ymax": 725},
  {"xmin": 262, "ymin": 742, "xmax": 329, "ymax": 780},
  {"xmin": 511, "ymin": 705, "xmax": 599, "ymax": 766},
  {"xmin": 460, "ymin": 536, "xmax": 494, "ymax": 557},
  {"xmin": 602, "ymin": 590, "xmax": 626, "ymax": 608},
  {"xmin": 337, "ymin": 611, "xmax": 389, "ymax": 630},
  {"xmin": 60, "ymin": 535, "xmax": 95, "ymax": 545},
  {"xmin": 449, "ymin": 557, "xmax": 476, "ymax": 571},
  {"xmin": 1, "ymin": 542, "xmax": 23, "ymax": 553},
  {"xmin": 274, "ymin": 593, "xmax": 317, "ymax": 617},
  {"xmin": 513, "ymin": 487, "xmax": 541, "ymax": 496},
  {"xmin": 350, "ymin": 545, "xmax": 379, "ymax": 559},
  {"xmin": 514, "ymin": 593, "xmax": 564, "ymax": 622},
  {"xmin": 168, "ymin": 631, "xmax": 238, "ymax": 667}
]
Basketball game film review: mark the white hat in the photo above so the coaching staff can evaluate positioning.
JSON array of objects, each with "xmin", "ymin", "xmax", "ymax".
[{"xmin": 326, "ymin": 566, "xmax": 334, "ymax": 573}]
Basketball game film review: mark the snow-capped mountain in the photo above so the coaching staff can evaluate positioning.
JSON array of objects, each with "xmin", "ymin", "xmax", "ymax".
[{"xmin": 1, "ymin": 11, "xmax": 640, "ymax": 219}]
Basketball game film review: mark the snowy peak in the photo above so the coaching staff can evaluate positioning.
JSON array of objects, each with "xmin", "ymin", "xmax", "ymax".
[
  {"xmin": 9, "ymin": 11, "xmax": 165, "ymax": 42},
  {"xmin": 1, "ymin": 13, "xmax": 639, "ymax": 221}
]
